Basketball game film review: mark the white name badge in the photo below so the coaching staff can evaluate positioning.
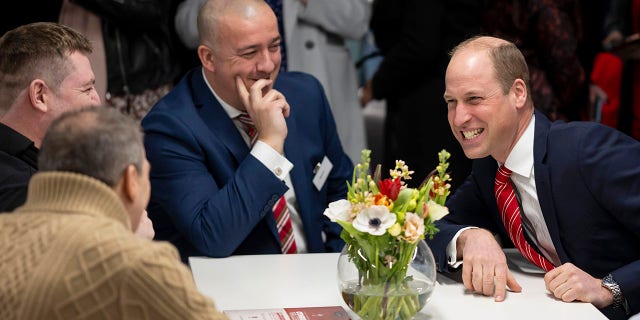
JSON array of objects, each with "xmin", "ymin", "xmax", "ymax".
[{"xmin": 312, "ymin": 156, "xmax": 333, "ymax": 191}]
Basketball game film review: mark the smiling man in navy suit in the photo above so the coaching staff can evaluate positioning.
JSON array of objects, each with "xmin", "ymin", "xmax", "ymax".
[
  {"xmin": 141, "ymin": 0, "xmax": 352, "ymax": 262},
  {"xmin": 427, "ymin": 36, "xmax": 639, "ymax": 320}
]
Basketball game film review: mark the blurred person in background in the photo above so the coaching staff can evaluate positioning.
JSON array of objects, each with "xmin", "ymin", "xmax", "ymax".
[
  {"xmin": 62, "ymin": 0, "xmax": 191, "ymax": 121},
  {"xmin": 0, "ymin": 1, "xmax": 63, "ymax": 35},
  {"xmin": 360, "ymin": 0, "xmax": 478, "ymax": 189},
  {"xmin": 481, "ymin": 0, "xmax": 590, "ymax": 122},
  {"xmin": 602, "ymin": 0, "xmax": 640, "ymax": 139}
]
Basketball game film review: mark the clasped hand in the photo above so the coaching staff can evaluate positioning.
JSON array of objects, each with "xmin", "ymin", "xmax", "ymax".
[{"xmin": 236, "ymin": 77, "xmax": 290, "ymax": 153}]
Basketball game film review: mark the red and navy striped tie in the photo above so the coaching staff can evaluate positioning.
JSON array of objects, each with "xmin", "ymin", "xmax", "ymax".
[
  {"xmin": 494, "ymin": 165, "xmax": 553, "ymax": 271},
  {"xmin": 237, "ymin": 113, "xmax": 296, "ymax": 254}
]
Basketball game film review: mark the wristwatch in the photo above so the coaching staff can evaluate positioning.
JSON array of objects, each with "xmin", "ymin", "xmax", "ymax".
[{"xmin": 601, "ymin": 274, "xmax": 623, "ymax": 309}]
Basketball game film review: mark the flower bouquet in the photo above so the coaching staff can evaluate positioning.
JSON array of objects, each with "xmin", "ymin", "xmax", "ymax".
[{"xmin": 324, "ymin": 149, "xmax": 452, "ymax": 320}]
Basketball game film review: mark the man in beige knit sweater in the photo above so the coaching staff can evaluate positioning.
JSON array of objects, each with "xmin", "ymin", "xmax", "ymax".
[{"xmin": 0, "ymin": 106, "xmax": 227, "ymax": 320}]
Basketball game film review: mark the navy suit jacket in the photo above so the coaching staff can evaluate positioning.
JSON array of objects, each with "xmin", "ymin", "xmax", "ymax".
[
  {"xmin": 427, "ymin": 111, "xmax": 640, "ymax": 318},
  {"xmin": 141, "ymin": 68, "xmax": 353, "ymax": 261}
]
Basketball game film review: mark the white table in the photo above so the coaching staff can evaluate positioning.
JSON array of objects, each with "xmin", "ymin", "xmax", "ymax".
[{"xmin": 190, "ymin": 253, "xmax": 607, "ymax": 319}]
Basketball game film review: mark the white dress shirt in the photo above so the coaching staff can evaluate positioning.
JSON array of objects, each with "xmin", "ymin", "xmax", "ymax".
[
  {"xmin": 202, "ymin": 69, "xmax": 308, "ymax": 252},
  {"xmin": 447, "ymin": 114, "xmax": 560, "ymax": 267},
  {"xmin": 503, "ymin": 114, "xmax": 560, "ymax": 266}
]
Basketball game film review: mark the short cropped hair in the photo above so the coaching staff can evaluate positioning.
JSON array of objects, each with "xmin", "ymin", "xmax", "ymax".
[
  {"xmin": 451, "ymin": 36, "xmax": 532, "ymax": 101},
  {"xmin": 39, "ymin": 107, "xmax": 144, "ymax": 187},
  {"xmin": 0, "ymin": 22, "xmax": 93, "ymax": 113}
]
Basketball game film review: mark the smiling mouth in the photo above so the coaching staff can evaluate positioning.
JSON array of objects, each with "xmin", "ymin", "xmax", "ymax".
[{"xmin": 462, "ymin": 129, "xmax": 484, "ymax": 140}]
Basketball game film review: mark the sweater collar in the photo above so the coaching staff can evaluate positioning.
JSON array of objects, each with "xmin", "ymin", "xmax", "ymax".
[{"xmin": 17, "ymin": 172, "xmax": 132, "ymax": 230}]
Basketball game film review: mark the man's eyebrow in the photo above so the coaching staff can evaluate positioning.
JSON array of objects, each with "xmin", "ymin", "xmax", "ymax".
[
  {"xmin": 237, "ymin": 36, "xmax": 282, "ymax": 52},
  {"xmin": 237, "ymin": 44, "xmax": 259, "ymax": 52}
]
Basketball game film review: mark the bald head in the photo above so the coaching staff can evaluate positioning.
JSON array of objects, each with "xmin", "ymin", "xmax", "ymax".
[
  {"xmin": 450, "ymin": 36, "xmax": 532, "ymax": 104},
  {"xmin": 451, "ymin": 35, "xmax": 510, "ymax": 54},
  {"xmin": 197, "ymin": 0, "xmax": 275, "ymax": 49}
]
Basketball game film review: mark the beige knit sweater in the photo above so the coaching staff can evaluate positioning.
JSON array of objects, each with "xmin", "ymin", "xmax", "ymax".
[{"xmin": 0, "ymin": 172, "xmax": 227, "ymax": 320}]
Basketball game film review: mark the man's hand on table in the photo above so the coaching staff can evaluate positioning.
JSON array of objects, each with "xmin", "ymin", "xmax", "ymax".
[{"xmin": 458, "ymin": 228, "xmax": 522, "ymax": 301}]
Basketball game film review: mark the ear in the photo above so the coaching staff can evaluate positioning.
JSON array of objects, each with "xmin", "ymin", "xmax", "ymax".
[
  {"xmin": 29, "ymin": 79, "xmax": 48, "ymax": 113},
  {"xmin": 512, "ymin": 78, "xmax": 528, "ymax": 110},
  {"xmin": 198, "ymin": 44, "xmax": 216, "ymax": 73},
  {"xmin": 122, "ymin": 164, "xmax": 139, "ymax": 202}
]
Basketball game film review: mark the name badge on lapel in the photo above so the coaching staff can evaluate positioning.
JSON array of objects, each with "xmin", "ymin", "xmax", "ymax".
[{"xmin": 312, "ymin": 156, "xmax": 333, "ymax": 191}]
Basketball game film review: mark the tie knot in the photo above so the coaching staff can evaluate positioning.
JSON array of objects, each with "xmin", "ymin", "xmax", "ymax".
[
  {"xmin": 237, "ymin": 113, "xmax": 258, "ymax": 145},
  {"xmin": 237, "ymin": 113, "xmax": 254, "ymax": 126},
  {"xmin": 495, "ymin": 165, "xmax": 512, "ymax": 183}
]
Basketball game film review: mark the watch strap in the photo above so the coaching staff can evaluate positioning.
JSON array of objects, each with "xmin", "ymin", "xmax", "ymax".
[{"xmin": 602, "ymin": 273, "xmax": 624, "ymax": 309}]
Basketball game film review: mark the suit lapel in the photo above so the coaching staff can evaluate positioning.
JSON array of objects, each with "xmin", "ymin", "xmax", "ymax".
[
  {"xmin": 532, "ymin": 111, "xmax": 569, "ymax": 263},
  {"xmin": 189, "ymin": 69, "xmax": 250, "ymax": 164}
]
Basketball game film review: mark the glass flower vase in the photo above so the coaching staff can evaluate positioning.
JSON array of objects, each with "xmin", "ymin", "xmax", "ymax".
[{"xmin": 337, "ymin": 240, "xmax": 436, "ymax": 320}]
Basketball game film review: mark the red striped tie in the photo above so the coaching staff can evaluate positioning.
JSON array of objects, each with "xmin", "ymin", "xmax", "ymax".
[
  {"xmin": 494, "ymin": 165, "xmax": 554, "ymax": 271},
  {"xmin": 236, "ymin": 113, "xmax": 297, "ymax": 254},
  {"xmin": 273, "ymin": 195, "xmax": 297, "ymax": 254},
  {"xmin": 237, "ymin": 113, "xmax": 258, "ymax": 146}
]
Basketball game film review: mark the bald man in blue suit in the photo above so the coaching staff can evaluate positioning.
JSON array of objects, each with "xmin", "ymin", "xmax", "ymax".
[{"xmin": 141, "ymin": 0, "xmax": 352, "ymax": 262}]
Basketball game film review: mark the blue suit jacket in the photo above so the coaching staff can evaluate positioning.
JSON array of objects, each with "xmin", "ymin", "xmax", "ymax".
[
  {"xmin": 141, "ymin": 68, "xmax": 353, "ymax": 261},
  {"xmin": 427, "ymin": 111, "xmax": 640, "ymax": 318}
]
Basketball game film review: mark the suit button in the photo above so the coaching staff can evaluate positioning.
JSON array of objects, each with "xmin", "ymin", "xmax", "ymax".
[{"xmin": 305, "ymin": 40, "xmax": 314, "ymax": 49}]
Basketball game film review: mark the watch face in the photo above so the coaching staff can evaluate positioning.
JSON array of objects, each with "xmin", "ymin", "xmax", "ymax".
[{"xmin": 603, "ymin": 277, "xmax": 613, "ymax": 286}]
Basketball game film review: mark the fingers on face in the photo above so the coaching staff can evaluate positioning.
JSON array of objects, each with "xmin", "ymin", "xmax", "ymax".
[
  {"xmin": 236, "ymin": 77, "xmax": 250, "ymax": 104},
  {"xmin": 270, "ymin": 89, "xmax": 290, "ymax": 114},
  {"xmin": 262, "ymin": 88, "xmax": 290, "ymax": 115},
  {"xmin": 249, "ymin": 79, "xmax": 272, "ymax": 97}
]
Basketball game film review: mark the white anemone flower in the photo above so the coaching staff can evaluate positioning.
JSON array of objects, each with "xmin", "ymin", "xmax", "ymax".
[
  {"xmin": 323, "ymin": 199, "xmax": 352, "ymax": 222},
  {"xmin": 352, "ymin": 205, "xmax": 397, "ymax": 236},
  {"xmin": 426, "ymin": 200, "xmax": 449, "ymax": 221}
]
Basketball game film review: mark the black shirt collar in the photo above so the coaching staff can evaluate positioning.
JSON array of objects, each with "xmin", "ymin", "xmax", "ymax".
[{"xmin": 0, "ymin": 122, "xmax": 38, "ymax": 169}]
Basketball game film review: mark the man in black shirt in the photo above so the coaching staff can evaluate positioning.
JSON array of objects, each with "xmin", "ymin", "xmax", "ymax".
[
  {"xmin": 0, "ymin": 22, "xmax": 101, "ymax": 212},
  {"xmin": 0, "ymin": 126, "xmax": 38, "ymax": 211}
]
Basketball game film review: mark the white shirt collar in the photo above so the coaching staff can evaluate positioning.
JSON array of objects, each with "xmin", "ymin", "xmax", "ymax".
[
  {"xmin": 504, "ymin": 114, "xmax": 535, "ymax": 178},
  {"xmin": 201, "ymin": 68, "xmax": 243, "ymax": 119}
]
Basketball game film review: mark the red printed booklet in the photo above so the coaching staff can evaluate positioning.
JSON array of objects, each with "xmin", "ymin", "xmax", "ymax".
[{"xmin": 223, "ymin": 306, "xmax": 351, "ymax": 320}]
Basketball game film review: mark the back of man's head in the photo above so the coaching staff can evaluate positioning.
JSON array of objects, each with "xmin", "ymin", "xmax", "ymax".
[
  {"xmin": 39, "ymin": 106, "xmax": 144, "ymax": 187},
  {"xmin": 0, "ymin": 22, "xmax": 93, "ymax": 114}
]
